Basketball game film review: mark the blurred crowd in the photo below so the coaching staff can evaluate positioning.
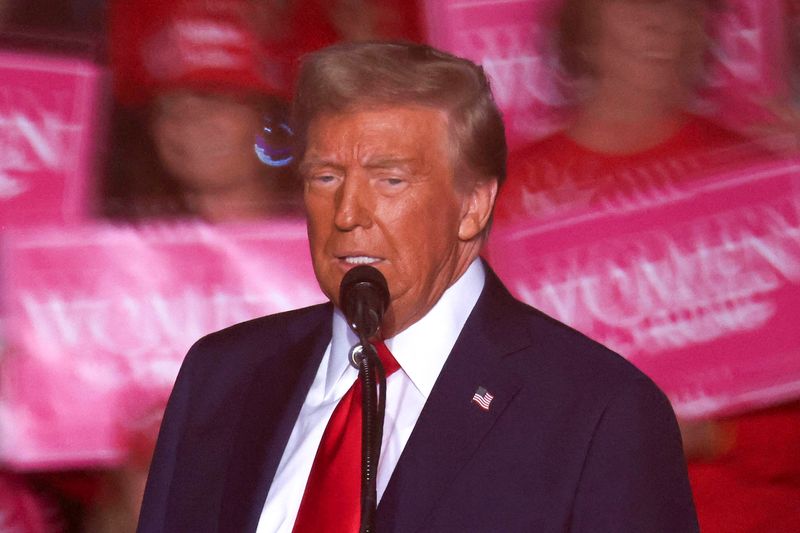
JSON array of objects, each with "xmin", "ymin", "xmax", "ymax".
[{"xmin": 1, "ymin": 0, "xmax": 799, "ymax": 531}]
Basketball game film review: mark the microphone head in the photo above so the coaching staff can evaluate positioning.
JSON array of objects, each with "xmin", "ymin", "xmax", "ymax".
[{"xmin": 339, "ymin": 265, "xmax": 390, "ymax": 339}]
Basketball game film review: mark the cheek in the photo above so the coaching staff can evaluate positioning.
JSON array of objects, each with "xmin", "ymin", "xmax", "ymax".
[
  {"xmin": 152, "ymin": 129, "xmax": 187, "ymax": 175},
  {"xmin": 376, "ymin": 198, "xmax": 429, "ymax": 253},
  {"xmin": 304, "ymin": 193, "xmax": 331, "ymax": 228},
  {"xmin": 388, "ymin": 198, "xmax": 460, "ymax": 266},
  {"xmin": 203, "ymin": 115, "xmax": 248, "ymax": 151},
  {"xmin": 305, "ymin": 200, "xmax": 336, "ymax": 261},
  {"xmin": 227, "ymin": 117, "xmax": 259, "ymax": 149},
  {"xmin": 152, "ymin": 122, "xmax": 178, "ymax": 153}
]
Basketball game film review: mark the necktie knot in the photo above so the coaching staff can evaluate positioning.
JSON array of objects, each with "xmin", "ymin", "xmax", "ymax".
[{"xmin": 373, "ymin": 340, "xmax": 400, "ymax": 377}]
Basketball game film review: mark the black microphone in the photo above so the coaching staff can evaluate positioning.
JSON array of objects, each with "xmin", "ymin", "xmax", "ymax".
[
  {"xmin": 339, "ymin": 265, "xmax": 390, "ymax": 340},
  {"xmin": 339, "ymin": 265, "xmax": 390, "ymax": 533}
]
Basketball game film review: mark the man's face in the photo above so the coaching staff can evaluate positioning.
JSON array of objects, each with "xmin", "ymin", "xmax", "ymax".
[{"xmin": 302, "ymin": 106, "xmax": 494, "ymax": 337}]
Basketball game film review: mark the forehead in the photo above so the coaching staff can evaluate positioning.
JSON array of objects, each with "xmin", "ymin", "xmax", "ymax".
[
  {"xmin": 303, "ymin": 105, "xmax": 452, "ymax": 160},
  {"xmin": 154, "ymin": 90, "xmax": 257, "ymax": 119}
]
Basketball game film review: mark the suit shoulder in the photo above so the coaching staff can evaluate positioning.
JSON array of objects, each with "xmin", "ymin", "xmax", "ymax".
[
  {"xmin": 184, "ymin": 302, "xmax": 331, "ymax": 368},
  {"xmin": 512, "ymin": 295, "xmax": 666, "ymax": 403},
  {"xmin": 200, "ymin": 302, "xmax": 328, "ymax": 344}
]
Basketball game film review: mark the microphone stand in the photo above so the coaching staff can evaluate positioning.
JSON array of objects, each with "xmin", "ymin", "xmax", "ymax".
[
  {"xmin": 352, "ymin": 334, "xmax": 387, "ymax": 533},
  {"xmin": 340, "ymin": 264, "xmax": 391, "ymax": 532}
]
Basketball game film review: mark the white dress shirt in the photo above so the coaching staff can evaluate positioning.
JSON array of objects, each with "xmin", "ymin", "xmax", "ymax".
[{"xmin": 256, "ymin": 259, "xmax": 486, "ymax": 532}]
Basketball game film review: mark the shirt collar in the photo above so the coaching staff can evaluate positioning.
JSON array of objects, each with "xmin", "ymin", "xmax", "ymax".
[{"xmin": 327, "ymin": 259, "xmax": 486, "ymax": 398}]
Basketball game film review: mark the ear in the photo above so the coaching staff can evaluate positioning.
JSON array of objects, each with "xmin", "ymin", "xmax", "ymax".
[{"xmin": 458, "ymin": 178, "xmax": 498, "ymax": 241}]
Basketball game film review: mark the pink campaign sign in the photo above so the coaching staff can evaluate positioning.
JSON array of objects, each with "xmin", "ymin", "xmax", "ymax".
[
  {"xmin": 424, "ymin": 0, "xmax": 567, "ymax": 148},
  {"xmin": 0, "ymin": 50, "xmax": 103, "ymax": 227},
  {"xmin": 424, "ymin": 0, "xmax": 792, "ymax": 147},
  {"xmin": 0, "ymin": 221, "xmax": 325, "ymax": 469},
  {"xmin": 488, "ymin": 158, "xmax": 800, "ymax": 420},
  {"xmin": 702, "ymin": 0, "xmax": 792, "ymax": 132}
]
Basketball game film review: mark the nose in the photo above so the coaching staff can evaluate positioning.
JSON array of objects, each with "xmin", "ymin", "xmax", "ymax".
[{"xmin": 333, "ymin": 175, "xmax": 373, "ymax": 231}]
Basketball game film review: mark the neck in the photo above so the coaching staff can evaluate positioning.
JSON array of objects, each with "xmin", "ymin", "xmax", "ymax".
[{"xmin": 568, "ymin": 78, "xmax": 687, "ymax": 154}]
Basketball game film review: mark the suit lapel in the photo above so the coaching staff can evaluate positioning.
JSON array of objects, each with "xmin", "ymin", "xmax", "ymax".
[
  {"xmin": 377, "ymin": 269, "xmax": 532, "ymax": 532},
  {"xmin": 219, "ymin": 306, "xmax": 332, "ymax": 533}
]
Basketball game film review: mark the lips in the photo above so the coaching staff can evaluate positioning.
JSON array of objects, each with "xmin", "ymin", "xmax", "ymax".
[{"xmin": 341, "ymin": 255, "xmax": 381, "ymax": 265}]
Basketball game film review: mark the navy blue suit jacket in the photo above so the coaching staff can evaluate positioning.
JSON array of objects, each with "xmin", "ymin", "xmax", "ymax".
[{"xmin": 137, "ymin": 267, "xmax": 698, "ymax": 532}]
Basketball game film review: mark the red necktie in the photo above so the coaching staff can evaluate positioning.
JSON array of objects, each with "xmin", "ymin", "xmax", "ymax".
[{"xmin": 292, "ymin": 341, "xmax": 400, "ymax": 533}]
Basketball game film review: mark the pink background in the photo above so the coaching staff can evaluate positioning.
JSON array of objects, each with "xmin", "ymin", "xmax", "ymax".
[
  {"xmin": 0, "ymin": 50, "xmax": 103, "ymax": 228},
  {"xmin": 0, "ymin": 221, "xmax": 325, "ymax": 468},
  {"xmin": 424, "ymin": 0, "xmax": 792, "ymax": 147},
  {"xmin": 0, "ymin": 0, "xmax": 798, "ymax": 469}
]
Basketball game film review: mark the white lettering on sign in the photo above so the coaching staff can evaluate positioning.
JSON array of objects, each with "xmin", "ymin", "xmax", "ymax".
[
  {"xmin": 457, "ymin": 24, "xmax": 568, "ymax": 110},
  {"xmin": 513, "ymin": 197, "xmax": 800, "ymax": 357},
  {"xmin": 16, "ymin": 285, "xmax": 322, "ymax": 387},
  {"xmin": 707, "ymin": 1, "xmax": 766, "ymax": 86},
  {"xmin": 510, "ymin": 143, "xmax": 770, "ymax": 227},
  {"xmin": 0, "ymin": 86, "xmax": 81, "ymax": 197},
  {"xmin": 0, "ymin": 175, "xmax": 25, "ymax": 200}
]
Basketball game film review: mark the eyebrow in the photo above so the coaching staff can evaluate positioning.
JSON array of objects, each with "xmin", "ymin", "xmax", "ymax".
[
  {"xmin": 362, "ymin": 157, "xmax": 416, "ymax": 172},
  {"xmin": 299, "ymin": 155, "xmax": 417, "ymax": 176},
  {"xmin": 298, "ymin": 156, "xmax": 341, "ymax": 177}
]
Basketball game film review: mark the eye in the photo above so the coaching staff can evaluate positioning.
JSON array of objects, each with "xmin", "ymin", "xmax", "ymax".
[
  {"xmin": 305, "ymin": 173, "xmax": 340, "ymax": 191},
  {"xmin": 376, "ymin": 175, "xmax": 409, "ymax": 194}
]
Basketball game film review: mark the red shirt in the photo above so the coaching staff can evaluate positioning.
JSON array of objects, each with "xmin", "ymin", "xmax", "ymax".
[
  {"xmin": 495, "ymin": 115, "xmax": 756, "ymax": 226},
  {"xmin": 689, "ymin": 403, "xmax": 800, "ymax": 533}
]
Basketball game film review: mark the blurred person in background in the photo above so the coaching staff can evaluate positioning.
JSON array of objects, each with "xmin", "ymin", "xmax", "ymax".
[
  {"xmin": 102, "ymin": 0, "xmax": 302, "ymax": 222},
  {"xmin": 495, "ymin": 0, "xmax": 799, "ymax": 226},
  {"xmin": 494, "ymin": 0, "xmax": 760, "ymax": 225},
  {"xmin": 79, "ymin": 402, "xmax": 167, "ymax": 533},
  {"xmin": 495, "ymin": 1, "xmax": 800, "ymax": 531},
  {"xmin": 0, "ymin": 472, "xmax": 62, "ymax": 532},
  {"xmin": 101, "ymin": 0, "xmax": 422, "ymax": 223},
  {"xmin": 0, "ymin": 0, "xmax": 104, "ymax": 36}
]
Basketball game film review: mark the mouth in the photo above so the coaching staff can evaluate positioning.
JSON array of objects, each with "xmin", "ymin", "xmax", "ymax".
[{"xmin": 339, "ymin": 255, "xmax": 383, "ymax": 265}]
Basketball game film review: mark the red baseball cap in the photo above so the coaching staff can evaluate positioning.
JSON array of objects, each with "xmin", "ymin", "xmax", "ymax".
[{"xmin": 109, "ymin": 0, "xmax": 292, "ymax": 105}]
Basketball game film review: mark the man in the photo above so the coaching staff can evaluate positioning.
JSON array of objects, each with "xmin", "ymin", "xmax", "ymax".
[{"xmin": 137, "ymin": 41, "xmax": 698, "ymax": 532}]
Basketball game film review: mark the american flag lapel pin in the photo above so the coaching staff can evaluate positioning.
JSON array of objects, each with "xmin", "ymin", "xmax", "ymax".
[{"xmin": 471, "ymin": 386, "xmax": 494, "ymax": 411}]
